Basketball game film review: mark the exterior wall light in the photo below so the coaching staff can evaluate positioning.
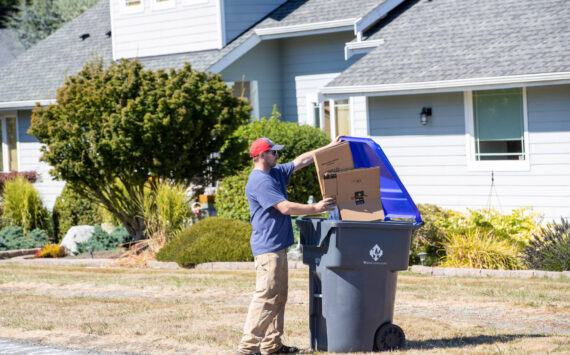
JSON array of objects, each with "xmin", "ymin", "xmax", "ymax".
[
  {"xmin": 418, "ymin": 252, "xmax": 427, "ymax": 266},
  {"xmin": 420, "ymin": 107, "xmax": 432, "ymax": 125}
]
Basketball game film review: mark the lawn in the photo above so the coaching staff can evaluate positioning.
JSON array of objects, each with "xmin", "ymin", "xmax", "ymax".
[{"xmin": 0, "ymin": 262, "xmax": 568, "ymax": 354}]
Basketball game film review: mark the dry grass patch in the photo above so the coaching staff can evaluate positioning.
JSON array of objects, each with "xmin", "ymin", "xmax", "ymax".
[{"xmin": 0, "ymin": 263, "xmax": 568, "ymax": 354}]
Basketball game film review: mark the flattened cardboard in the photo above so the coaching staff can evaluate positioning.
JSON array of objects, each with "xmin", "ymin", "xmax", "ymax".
[
  {"xmin": 313, "ymin": 141, "xmax": 354, "ymax": 197},
  {"xmin": 336, "ymin": 167, "xmax": 384, "ymax": 221}
]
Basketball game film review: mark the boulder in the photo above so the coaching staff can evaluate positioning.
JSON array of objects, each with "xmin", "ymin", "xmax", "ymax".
[{"xmin": 60, "ymin": 225, "xmax": 95, "ymax": 255}]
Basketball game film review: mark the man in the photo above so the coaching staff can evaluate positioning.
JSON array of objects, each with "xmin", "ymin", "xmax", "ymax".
[{"xmin": 237, "ymin": 137, "xmax": 339, "ymax": 355}]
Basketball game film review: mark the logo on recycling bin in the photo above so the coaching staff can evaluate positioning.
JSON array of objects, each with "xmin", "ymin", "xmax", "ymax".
[{"xmin": 369, "ymin": 244, "xmax": 383, "ymax": 261}]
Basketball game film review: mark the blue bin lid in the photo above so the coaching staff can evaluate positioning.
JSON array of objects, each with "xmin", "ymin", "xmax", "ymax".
[{"xmin": 339, "ymin": 136, "xmax": 422, "ymax": 223}]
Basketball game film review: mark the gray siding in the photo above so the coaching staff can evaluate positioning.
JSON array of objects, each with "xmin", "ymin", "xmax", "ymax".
[
  {"xmin": 280, "ymin": 32, "xmax": 360, "ymax": 122},
  {"xmin": 221, "ymin": 40, "xmax": 282, "ymax": 119},
  {"xmin": 223, "ymin": 0, "xmax": 286, "ymax": 44},
  {"xmin": 367, "ymin": 84, "xmax": 570, "ymax": 221},
  {"xmin": 17, "ymin": 110, "xmax": 64, "ymax": 210}
]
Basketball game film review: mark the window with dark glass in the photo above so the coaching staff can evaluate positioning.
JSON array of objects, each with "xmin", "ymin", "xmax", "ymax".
[{"xmin": 473, "ymin": 88, "xmax": 525, "ymax": 160}]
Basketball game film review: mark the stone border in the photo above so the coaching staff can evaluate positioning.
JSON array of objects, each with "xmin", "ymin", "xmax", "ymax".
[
  {"xmin": 0, "ymin": 248, "xmax": 40, "ymax": 259},
  {"xmin": 410, "ymin": 265, "xmax": 570, "ymax": 279}
]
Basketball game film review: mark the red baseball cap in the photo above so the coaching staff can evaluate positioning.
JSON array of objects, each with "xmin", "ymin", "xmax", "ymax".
[{"xmin": 249, "ymin": 138, "xmax": 285, "ymax": 157}]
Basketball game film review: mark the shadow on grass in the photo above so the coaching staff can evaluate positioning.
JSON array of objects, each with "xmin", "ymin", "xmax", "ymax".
[{"xmin": 406, "ymin": 333, "xmax": 546, "ymax": 350}]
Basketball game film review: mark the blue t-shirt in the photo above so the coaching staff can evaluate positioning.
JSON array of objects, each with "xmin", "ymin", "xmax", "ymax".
[{"xmin": 245, "ymin": 162, "xmax": 295, "ymax": 256}]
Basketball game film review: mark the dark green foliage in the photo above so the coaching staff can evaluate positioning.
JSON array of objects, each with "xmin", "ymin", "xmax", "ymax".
[
  {"xmin": 7, "ymin": 0, "xmax": 98, "ymax": 48},
  {"xmin": 409, "ymin": 204, "xmax": 454, "ymax": 266},
  {"xmin": 523, "ymin": 218, "xmax": 570, "ymax": 271},
  {"xmin": 52, "ymin": 184, "xmax": 102, "ymax": 242},
  {"xmin": 0, "ymin": 0, "xmax": 18, "ymax": 28},
  {"xmin": 76, "ymin": 225, "xmax": 131, "ymax": 254},
  {"xmin": 156, "ymin": 217, "xmax": 253, "ymax": 267},
  {"xmin": 30, "ymin": 59, "xmax": 250, "ymax": 240},
  {"xmin": 217, "ymin": 109, "xmax": 331, "ymax": 221},
  {"xmin": 216, "ymin": 167, "xmax": 251, "ymax": 221},
  {"xmin": 0, "ymin": 226, "xmax": 48, "ymax": 251}
]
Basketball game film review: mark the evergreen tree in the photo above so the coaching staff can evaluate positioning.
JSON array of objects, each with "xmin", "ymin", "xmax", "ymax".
[{"xmin": 8, "ymin": 0, "xmax": 98, "ymax": 49}]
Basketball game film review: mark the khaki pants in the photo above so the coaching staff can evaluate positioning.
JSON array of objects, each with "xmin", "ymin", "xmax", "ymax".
[{"xmin": 237, "ymin": 249, "xmax": 288, "ymax": 355}]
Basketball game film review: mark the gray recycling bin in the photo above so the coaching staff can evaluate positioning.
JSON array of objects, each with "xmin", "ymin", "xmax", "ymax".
[{"xmin": 297, "ymin": 136, "xmax": 423, "ymax": 352}]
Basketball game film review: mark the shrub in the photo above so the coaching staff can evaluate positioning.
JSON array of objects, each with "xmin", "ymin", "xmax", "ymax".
[
  {"xmin": 522, "ymin": 218, "xmax": 570, "ymax": 271},
  {"xmin": 216, "ymin": 167, "xmax": 252, "ymax": 221},
  {"xmin": 35, "ymin": 243, "xmax": 64, "ymax": 258},
  {"xmin": 157, "ymin": 217, "xmax": 252, "ymax": 267},
  {"xmin": 441, "ymin": 228, "xmax": 522, "ymax": 270},
  {"xmin": 75, "ymin": 226, "xmax": 131, "ymax": 254},
  {"xmin": 0, "ymin": 171, "xmax": 38, "ymax": 193},
  {"xmin": 52, "ymin": 184, "xmax": 102, "ymax": 242},
  {"xmin": 217, "ymin": 110, "xmax": 331, "ymax": 221},
  {"xmin": 141, "ymin": 181, "xmax": 192, "ymax": 242},
  {"xmin": 1, "ymin": 176, "xmax": 51, "ymax": 234},
  {"xmin": 410, "ymin": 204, "xmax": 459, "ymax": 266},
  {"xmin": 0, "ymin": 227, "xmax": 49, "ymax": 251}
]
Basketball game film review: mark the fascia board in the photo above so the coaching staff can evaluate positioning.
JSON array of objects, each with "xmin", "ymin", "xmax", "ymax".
[
  {"xmin": 354, "ymin": 0, "xmax": 406, "ymax": 34},
  {"xmin": 254, "ymin": 19, "xmax": 355, "ymax": 37},
  {"xmin": 0, "ymin": 100, "xmax": 57, "ymax": 110},
  {"xmin": 345, "ymin": 39, "xmax": 385, "ymax": 59},
  {"xmin": 208, "ymin": 34, "xmax": 261, "ymax": 73},
  {"xmin": 320, "ymin": 72, "xmax": 570, "ymax": 97}
]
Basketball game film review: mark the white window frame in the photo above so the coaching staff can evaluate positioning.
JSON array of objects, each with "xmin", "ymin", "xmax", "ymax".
[
  {"xmin": 226, "ymin": 80, "xmax": 259, "ymax": 119},
  {"xmin": 464, "ymin": 87, "xmax": 530, "ymax": 171},
  {"xmin": 152, "ymin": 0, "xmax": 175, "ymax": 10},
  {"xmin": 0, "ymin": 111, "xmax": 20, "ymax": 172},
  {"xmin": 181, "ymin": 0, "xmax": 209, "ymax": 6},
  {"xmin": 121, "ymin": 0, "xmax": 145, "ymax": 14},
  {"xmin": 305, "ymin": 93, "xmax": 321, "ymax": 128}
]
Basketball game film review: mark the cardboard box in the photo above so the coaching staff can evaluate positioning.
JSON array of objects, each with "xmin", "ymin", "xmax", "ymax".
[
  {"xmin": 313, "ymin": 141, "xmax": 354, "ymax": 197},
  {"xmin": 323, "ymin": 167, "xmax": 384, "ymax": 222}
]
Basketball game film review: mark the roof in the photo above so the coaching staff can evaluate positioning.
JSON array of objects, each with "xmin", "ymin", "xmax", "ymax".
[
  {"xmin": 0, "ymin": 0, "xmax": 393, "ymax": 106},
  {"xmin": 0, "ymin": 0, "xmax": 112, "ymax": 105},
  {"xmin": 256, "ymin": 0, "xmax": 381, "ymax": 29},
  {"xmin": 325, "ymin": 0, "xmax": 570, "ymax": 91}
]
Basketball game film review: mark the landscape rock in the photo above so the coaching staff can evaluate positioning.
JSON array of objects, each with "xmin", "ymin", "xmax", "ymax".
[{"xmin": 60, "ymin": 225, "xmax": 95, "ymax": 255}]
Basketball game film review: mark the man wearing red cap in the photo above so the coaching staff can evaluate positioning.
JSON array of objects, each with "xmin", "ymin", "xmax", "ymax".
[{"xmin": 237, "ymin": 137, "xmax": 339, "ymax": 355}]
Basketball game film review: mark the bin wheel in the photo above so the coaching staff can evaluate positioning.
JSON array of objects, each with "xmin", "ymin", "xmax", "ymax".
[{"xmin": 374, "ymin": 323, "xmax": 405, "ymax": 351}]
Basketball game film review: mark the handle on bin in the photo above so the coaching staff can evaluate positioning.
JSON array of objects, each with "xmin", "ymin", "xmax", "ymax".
[{"xmin": 313, "ymin": 293, "xmax": 322, "ymax": 298}]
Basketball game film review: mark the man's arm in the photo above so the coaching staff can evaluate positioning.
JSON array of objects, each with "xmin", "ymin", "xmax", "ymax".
[
  {"xmin": 274, "ymin": 197, "xmax": 336, "ymax": 216},
  {"xmin": 292, "ymin": 136, "xmax": 343, "ymax": 172}
]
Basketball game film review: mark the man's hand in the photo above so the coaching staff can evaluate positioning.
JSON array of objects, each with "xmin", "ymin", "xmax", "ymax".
[
  {"xmin": 292, "ymin": 136, "xmax": 345, "ymax": 173},
  {"xmin": 315, "ymin": 197, "xmax": 337, "ymax": 212},
  {"xmin": 274, "ymin": 197, "xmax": 336, "ymax": 215}
]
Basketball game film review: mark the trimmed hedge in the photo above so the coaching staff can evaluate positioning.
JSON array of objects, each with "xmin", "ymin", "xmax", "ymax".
[{"xmin": 156, "ymin": 217, "xmax": 252, "ymax": 267}]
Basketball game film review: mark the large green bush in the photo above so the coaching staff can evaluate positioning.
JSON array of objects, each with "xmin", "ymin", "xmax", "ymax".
[
  {"xmin": 522, "ymin": 218, "xmax": 570, "ymax": 271},
  {"xmin": 217, "ymin": 109, "xmax": 331, "ymax": 221},
  {"xmin": 0, "ymin": 227, "xmax": 49, "ymax": 251},
  {"xmin": 1, "ymin": 176, "xmax": 51, "ymax": 234},
  {"xmin": 75, "ymin": 225, "xmax": 131, "ymax": 254},
  {"xmin": 156, "ymin": 217, "xmax": 252, "ymax": 267},
  {"xmin": 53, "ymin": 184, "xmax": 102, "ymax": 242}
]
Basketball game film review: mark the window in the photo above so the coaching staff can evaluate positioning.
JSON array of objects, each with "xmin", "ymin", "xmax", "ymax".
[
  {"xmin": 0, "ymin": 113, "xmax": 19, "ymax": 172},
  {"xmin": 227, "ymin": 80, "xmax": 259, "ymax": 118},
  {"xmin": 126, "ymin": 0, "xmax": 142, "ymax": 6},
  {"xmin": 152, "ymin": 0, "xmax": 175, "ymax": 10},
  {"xmin": 465, "ymin": 88, "xmax": 529, "ymax": 171},
  {"xmin": 121, "ymin": 0, "xmax": 144, "ymax": 13},
  {"xmin": 473, "ymin": 88, "xmax": 525, "ymax": 160},
  {"xmin": 334, "ymin": 99, "xmax": 351, "ymax": 137}
]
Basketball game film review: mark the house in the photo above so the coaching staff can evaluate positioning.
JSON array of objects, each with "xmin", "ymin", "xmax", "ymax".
[{"xmin": 0, "ymin": 0, "xmax": 568, "ymax": 222}]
